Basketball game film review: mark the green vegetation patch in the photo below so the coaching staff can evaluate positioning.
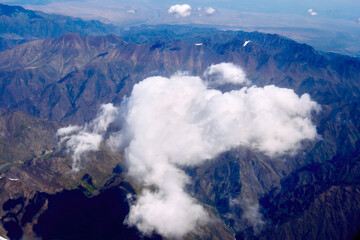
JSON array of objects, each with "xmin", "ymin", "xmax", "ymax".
[
  {"xmin": 41, "ymin": 152, "xmax": 52, "ymax": 159},
  {"xmin": 0, "ymin": 162, "xmax": 23, "ymax": 174}
]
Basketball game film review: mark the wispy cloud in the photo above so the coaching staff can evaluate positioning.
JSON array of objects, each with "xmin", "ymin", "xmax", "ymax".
[
  {"xmin": 168, "ymin": 4, "xmax": 192, "ymax": 17},
  {"xmin": 56, "ymin": 104, "xmax": 119, "ymax": 172},
  {"xmin": 230, "ymin": 197, "xmax": 265, "ymax": 234}
]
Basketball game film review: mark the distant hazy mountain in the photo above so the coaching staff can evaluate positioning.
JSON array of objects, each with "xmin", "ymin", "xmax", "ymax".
[{"xmin": 0, "ymin": 3, "xmax": 121, "ymax": 52}]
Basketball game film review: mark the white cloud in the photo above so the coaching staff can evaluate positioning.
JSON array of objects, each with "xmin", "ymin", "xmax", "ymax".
[
  {"xmin": 205, "ymin": 7, "xmax": 216, "ymax": 15},
  {"xmin": 107, "ymin": 68, "xmax": 319, "ymax": 237},
  {"xmin": 308, "ymin": 9, "xmax": 318, "ymax": 16},
  {"xmin": 57, "ymin": 63, "xmax": 320, "ymax": 238},
  {"xmin": 56, "ymin": 103, "xmax": 119, "ymax": 171},
  {"xmin": 203, "ymin": 62, "xmax": 250, "ymax": 86},
  {"xmin": 168, "ymin": 4, "xmax": 192, "ymax": 17},
  {"xmin": 125, "ymin": 186, "xmax": 209, "ymax": 238}
]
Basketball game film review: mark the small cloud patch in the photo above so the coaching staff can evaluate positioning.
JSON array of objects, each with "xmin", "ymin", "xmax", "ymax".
[
  {"xmin": 168, "ymin": 4, "xmax": 192, "ymax": 17},
  {"xmin": 308, "ymin": 9, "xmax": 318, "ymax": 16},
  {"xmin": 205, "ymin": 7, "xmax": 216, "ymax": 15},
  {"xmin": 204, "ymin": 62, "xmax": 250, "ymax": 86}
]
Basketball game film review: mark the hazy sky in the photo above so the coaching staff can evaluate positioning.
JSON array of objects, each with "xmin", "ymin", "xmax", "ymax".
[
  {"xmin": 1, "ymin": 0, "xmax": 360, "ymax": 55},
  {"xmin": 8, "ymin": 0, "xmax": 357, "ymax": 34},
  {"xmin": 2, "ymin": 0, "xmax": 360, "ymax": 22}
]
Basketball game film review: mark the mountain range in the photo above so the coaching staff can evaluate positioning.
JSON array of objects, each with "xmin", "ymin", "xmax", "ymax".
[
  {"xmin": 0, "ymin": 3, "xmax": 360, "ymax": 240},
  {"xmin": 0, "ymin": 3, "xmax": 121, "ymax": 52}
]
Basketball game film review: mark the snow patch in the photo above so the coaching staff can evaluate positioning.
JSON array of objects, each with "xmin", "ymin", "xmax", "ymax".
[
  {"xmin": 126, "ymin": 9, "xmax": 135, "ymax": 14},
  {"xmin": 243, "ymin": 40, "xmax": 251, "ymax": 47}
]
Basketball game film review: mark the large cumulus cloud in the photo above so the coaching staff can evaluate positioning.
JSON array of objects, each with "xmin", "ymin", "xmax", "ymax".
[{"xmin": 57, "ymin": 63, "xmax": 320, "ymax": 238}]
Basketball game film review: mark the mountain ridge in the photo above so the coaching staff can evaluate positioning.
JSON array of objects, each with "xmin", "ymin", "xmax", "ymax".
[
  {"xmin": 0, "ymin": 11, "xmax": 359, "ymax": 240},
  {"xmin": 0, "ymin": 3, "xmax": 122, "ymax": 52},
  {"xmin": 1, "ymin": 29, "xmax": 359, "ymax": 124}
]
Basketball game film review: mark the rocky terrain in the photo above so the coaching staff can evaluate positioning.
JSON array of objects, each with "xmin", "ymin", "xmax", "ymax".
[
  {"xmin": 0, "ymin": 3, "xmax": 360, "ymax": 240},
  {"xmin": 0, "ymin": 109, "xmax": 60, "ymax": 165}
]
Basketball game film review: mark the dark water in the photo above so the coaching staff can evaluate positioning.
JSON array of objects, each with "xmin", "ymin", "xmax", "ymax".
[{"xmin": 2, "ymin": 187, "xmax": 161, "ymax": 240}]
